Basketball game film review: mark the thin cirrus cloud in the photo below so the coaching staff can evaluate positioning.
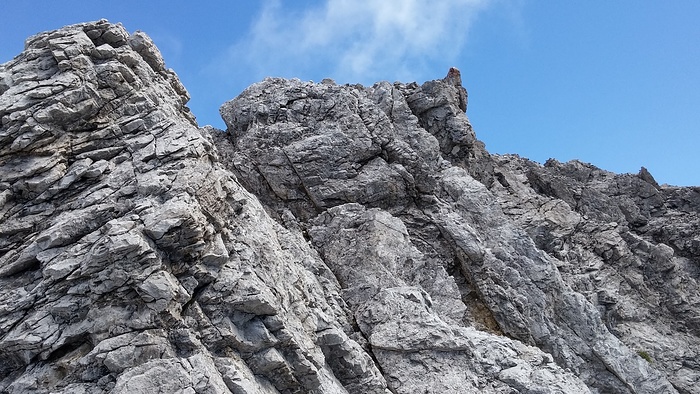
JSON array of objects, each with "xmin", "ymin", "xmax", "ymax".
[{"xmin": 212, "ymin": 0, "xmax": 493, "ymax": 87}]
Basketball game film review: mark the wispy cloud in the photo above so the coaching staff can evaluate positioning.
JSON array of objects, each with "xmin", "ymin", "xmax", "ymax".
[{"xmin": 212, "ymin": 0, "xmax": 493, "ymax": 86}]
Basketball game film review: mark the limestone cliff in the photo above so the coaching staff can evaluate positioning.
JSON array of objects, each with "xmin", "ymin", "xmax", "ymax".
[{"xmin": 0, "ymin": 21, "xmax": 698, "ymax": 394}]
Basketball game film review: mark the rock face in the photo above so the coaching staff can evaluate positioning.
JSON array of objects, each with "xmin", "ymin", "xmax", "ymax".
[{"xmin": 1, "ymin": 21, "xmax": 698, "ymax": 394}]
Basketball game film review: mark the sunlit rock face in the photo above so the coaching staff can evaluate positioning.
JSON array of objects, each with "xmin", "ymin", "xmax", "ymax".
[{"xmin": 1, "ymin": 21, "xmax": 698, "ymax": 394}]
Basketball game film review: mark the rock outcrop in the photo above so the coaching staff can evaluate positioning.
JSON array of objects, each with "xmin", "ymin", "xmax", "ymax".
[{"xmin": 1, "ymin": 21, "xmax": 698, "ymax": 394}]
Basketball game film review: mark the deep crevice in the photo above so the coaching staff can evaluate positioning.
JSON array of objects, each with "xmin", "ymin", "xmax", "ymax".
[{"xmin": 43, "ymin": 335, "xmax": 93, "ymax": 363}]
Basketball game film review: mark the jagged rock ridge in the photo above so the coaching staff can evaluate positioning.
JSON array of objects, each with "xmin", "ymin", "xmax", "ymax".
[{"xmin": 0, "ymin": 21, "xmax": 698, "ymax": 394}]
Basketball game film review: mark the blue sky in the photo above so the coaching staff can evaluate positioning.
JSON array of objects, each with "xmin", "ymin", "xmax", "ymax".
[{"xmin": 1, "ymin": 1, "xmax": 699, "ymax": 186}]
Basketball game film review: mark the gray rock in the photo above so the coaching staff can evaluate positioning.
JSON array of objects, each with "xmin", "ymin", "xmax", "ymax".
[
  {"xmin": 1, "ymin": 20, "xmax": 699, "ymax": 394},
  {"xmin": 490, "ymin": 155, "xmax": 700, "ymax": 393},
  {"xmin": 218, "ymin": 71, "xmax": 692, "ymax": 393},
  {"xmin": 0, "ymin": 21, "xmax": 378, "ymax": 394}
]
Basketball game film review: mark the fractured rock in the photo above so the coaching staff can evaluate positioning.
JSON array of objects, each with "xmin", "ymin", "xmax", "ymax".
[{"xmin": 1, "ymin": 20, "xmax": 699, "ymax": 394}]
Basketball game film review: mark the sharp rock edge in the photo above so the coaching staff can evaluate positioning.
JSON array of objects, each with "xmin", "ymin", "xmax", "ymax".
[{"xmin": 0, "ymin": 20, "xmax": 698, "ymax": 394}]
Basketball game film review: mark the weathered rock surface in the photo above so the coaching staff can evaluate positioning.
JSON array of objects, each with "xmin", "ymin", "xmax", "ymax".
[
  {"xmin": 489, "ymin": 156, "xmax": 700, "ymax": 393},
  {"xmin": 1, "ymin": 21, "xmax": 698, "ymax": 394}
]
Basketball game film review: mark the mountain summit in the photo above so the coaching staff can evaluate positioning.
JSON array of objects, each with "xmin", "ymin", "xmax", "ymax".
[{"xmin": 1, "ymin": 21, "xmax": 699, "ymax": 394}]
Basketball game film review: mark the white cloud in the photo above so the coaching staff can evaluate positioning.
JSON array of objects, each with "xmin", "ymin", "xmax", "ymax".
[{"xmin": 215, "ymin": 0, "xmax": 493, "ymax": 86}]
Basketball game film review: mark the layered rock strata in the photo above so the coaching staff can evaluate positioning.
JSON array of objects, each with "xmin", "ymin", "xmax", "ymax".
[{"xmin": 0, "ymin": 21, "xmax": 698, "ymax": 394}]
